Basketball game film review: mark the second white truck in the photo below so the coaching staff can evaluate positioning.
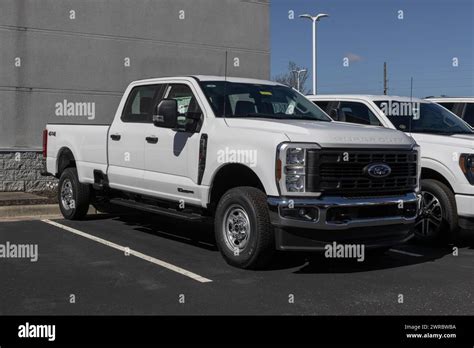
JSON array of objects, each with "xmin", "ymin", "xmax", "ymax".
[
  {"xmin": 310, "ymin": 95, "xmax": 474, "ymax": 242},
  {"xmin": 43, "ymin": 76, "xmax": 421, "ymax": 268}
]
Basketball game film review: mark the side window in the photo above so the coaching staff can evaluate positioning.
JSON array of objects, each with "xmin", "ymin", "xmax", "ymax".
[
  {"xmin": 338, "ymin": 101, "xmax": 382, "ymax": 126},
  {"xmin": 313, "ymin": 101, "xmax": 329, "ymax": 112},
  {"xmin": 438, "ymin": 102, "xmax": 456, "ymax": 112},
  {"xmin": 463, "ymin": 103, "xmax": 474, "ymax": 126},
  {"xmin": 122, "ymin": 85, "xmax": 160, "ymax": 123},
  {"xmin": 164, "ymin": 84, "xmax": 202, "ymax": 126}
]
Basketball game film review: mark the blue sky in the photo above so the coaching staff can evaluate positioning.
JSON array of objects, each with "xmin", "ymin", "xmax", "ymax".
[{"xmin": 271, "ymin": 0, "xmax": 474, "ymax": 97}]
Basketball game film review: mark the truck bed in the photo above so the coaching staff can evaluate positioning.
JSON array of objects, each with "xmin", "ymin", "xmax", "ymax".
[{"xmin": 45, "ymin": 124, "xmax": 110, "ymax": 184}]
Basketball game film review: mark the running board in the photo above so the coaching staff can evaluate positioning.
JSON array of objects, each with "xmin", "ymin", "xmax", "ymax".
[{"xmin": 109, "ymin": 198, "xmax": 208, "ymax": 222}]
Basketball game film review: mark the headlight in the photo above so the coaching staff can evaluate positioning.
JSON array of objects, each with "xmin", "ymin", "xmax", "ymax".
[
  {"xmin": 459, "ymin": 154, "xmax": 474, "ymax": 184},
  {"xmin": 276, "ymin": 143, "xmax": 321, "ymax": 195},
  {"xmin": 286, "ymin": 148, "xmax": 305, "ymax": 165}
]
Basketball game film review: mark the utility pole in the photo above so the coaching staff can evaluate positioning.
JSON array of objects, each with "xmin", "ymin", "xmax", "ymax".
[{"xmin": 383, "ymin": 62, "xmax": 388, "ymax": 95}]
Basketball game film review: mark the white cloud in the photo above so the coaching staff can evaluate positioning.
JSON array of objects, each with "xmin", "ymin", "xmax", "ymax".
[{"xmin": 346, "ymin": 53, "xmax": 363, "ymax": 63}]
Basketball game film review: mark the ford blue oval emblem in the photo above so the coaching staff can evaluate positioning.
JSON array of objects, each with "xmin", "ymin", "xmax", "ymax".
[{"xmin": 365, "ymin": 163, "xmax": 392, "ymax": 178}]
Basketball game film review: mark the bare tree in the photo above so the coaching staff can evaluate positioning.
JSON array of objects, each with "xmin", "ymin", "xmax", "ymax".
[{"xmin": 273, "ymin": 61, "xmax": 309, "ymax": 94}]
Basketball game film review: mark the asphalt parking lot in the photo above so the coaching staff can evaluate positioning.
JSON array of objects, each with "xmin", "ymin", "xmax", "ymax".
[{"xmin": 0, "ymin": 212, "xmax": 473, "ymax": 315}]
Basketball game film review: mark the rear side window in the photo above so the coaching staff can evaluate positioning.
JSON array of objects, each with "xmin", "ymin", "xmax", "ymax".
[
  {"xmin": 122, "ymin": 85, "xmax": 160, "ymax": 123},
  {"xmin": 339, "ymin": 101, "xmax": 382, "ymax": 126},
  {"xmin": 313, "ymin": 101, "xmax": 329, "ymax": 112},
  {"xmin": 437, "ymin": 102, "xmax": 456, "ymax": 112},
  {"xmin": 464, "ymin": 103, "xmax": 474, "ymax": 126}
]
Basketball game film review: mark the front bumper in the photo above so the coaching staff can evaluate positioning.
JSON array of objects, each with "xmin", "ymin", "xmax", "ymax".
[
  {"xmin": 268, "ymin": 193, "xmax": 419, "ymax": 251},
  {"xmin": 455, "ymin": 194, "xmax": 474, "ymax": 231},
  {"xmin": 455, "ymin": 194, "xmax": 474, "ymax": 218}
]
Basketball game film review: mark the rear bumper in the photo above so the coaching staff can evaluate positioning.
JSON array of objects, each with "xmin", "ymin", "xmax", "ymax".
[{"xmin": 268, "ymin": 193, "xmax": 418, "ymax": 251}]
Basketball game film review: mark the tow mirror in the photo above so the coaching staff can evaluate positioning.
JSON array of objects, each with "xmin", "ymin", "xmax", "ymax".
[{"xmin": 153, "ymin": 99, "xmax": 178, "ymax": 129}]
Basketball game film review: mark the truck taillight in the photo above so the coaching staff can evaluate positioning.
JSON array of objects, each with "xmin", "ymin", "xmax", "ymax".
[{"xmin": 42, "ymin": 129, "xmax": 48, "ymax": 158}]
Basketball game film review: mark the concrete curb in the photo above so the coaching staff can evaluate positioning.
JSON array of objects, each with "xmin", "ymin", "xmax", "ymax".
[{"xmin": 0, "ymin": 204, "xmax": 97, "ymax": 219}]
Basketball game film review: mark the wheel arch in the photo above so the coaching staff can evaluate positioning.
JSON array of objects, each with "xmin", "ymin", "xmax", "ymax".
[
  {"xmin": 208, "ymin": 163, "xmax": 266, "ymax": 213},
  {"xmin": 56, "ymin": 147, "xmax": 77, "ymax": 177},
  {"xmin": 421, "ymin": 167, "xmax": 455, "ymax": 193}
]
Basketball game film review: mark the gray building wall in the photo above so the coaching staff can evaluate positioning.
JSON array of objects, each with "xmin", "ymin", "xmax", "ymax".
[{"xmin": 0, "ymin": 0, "xmax": 270, "ymax": 192}]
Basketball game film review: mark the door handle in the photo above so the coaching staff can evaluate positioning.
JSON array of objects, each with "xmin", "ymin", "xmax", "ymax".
[
  {"xmin": 110, "ymin": 133, "xmax": 121, "ymax": 141},
  {"xmin": 146, "ymin": 136, "xmax": 158, "ymax": 144}
]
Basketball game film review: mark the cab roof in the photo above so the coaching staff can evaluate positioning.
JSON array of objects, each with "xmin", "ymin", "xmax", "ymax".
[
  {"xmin": 307, "ymin": 94, "xmax": 432, "ymax": 103},
  {"xmin": 130, "ymin": 75, "xmax": 285, "ymax": 87}
]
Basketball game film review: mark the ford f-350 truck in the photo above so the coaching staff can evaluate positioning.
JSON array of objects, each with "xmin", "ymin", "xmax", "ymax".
[{"xmin": 44, "ymin": 76, "xmax": 420, "ymax": 269}]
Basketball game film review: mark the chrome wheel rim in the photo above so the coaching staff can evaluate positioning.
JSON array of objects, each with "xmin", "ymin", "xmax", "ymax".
[
  {"xmin": 222, "ymin": 204, "xmax": 251, "ymax": 252},
  {"xmin": 415, "ymin": 191, "xmax": 443, "ymax": 237},
  {"xmin": 61, "ymin": 179, "xmax": 75, "ymax": 210}
]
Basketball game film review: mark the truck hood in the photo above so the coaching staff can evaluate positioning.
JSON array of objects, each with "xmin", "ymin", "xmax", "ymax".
[
  {"xmin": 411, "ymin": 133, "xmax": 474, "ymax": 150},
  {"xmin": 225, "ymin": 118, "xmax": 415, "ymax": 148}
]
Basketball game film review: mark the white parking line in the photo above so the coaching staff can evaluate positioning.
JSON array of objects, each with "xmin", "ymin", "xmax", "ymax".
[
  {"xmin": 41, "ymin": 219, "xmax": 213, "ymax": 283},
  {"xmin": 389, "ymin": 248, "xmax": 424, "ymax": 257}
]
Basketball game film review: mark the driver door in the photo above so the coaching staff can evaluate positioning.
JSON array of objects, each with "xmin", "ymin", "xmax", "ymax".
[{"xmin": 143, "ymin": 82, "xmax": 204, "ymax": 206}]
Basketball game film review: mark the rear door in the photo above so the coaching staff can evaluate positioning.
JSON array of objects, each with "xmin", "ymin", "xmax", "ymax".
[{"xmin": 107, "ymin": 84, "xmax": 164, "ymax": 192}]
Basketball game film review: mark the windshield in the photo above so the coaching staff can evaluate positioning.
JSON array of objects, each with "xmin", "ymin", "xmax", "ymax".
[
  {"xmin": 373, "ymin": 100, "xmax": 473, "ymax": 135},
  {"xmin": 199, "ymin": 81, "xmax": 331, "ymax": 121}
]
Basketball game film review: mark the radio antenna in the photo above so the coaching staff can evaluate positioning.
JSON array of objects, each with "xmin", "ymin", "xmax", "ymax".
[
  {"xmin": 409, "ymin": 77, "xmax": 414, "ymax": 133},
  {"xmin": 223, "ymin": 51, "xmax": 228, "ymax": 118}
]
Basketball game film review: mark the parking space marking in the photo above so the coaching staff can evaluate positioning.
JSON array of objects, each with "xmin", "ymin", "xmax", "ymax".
[
  {"xmin": 41, "ymin": 219, "xmax": 213, "ymax": 283},
  {"xmin": 389, "ymin": 249, "xmax": 423, "ymax": 257}
]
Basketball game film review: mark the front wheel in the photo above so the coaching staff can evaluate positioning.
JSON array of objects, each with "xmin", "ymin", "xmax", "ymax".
[
  {"xmin": 214, "ymin": 187, "xmax": 274, "ymax": 269},
  {"xmin": 414, "ymin": 179, "xmax": 458, "ymax": 243},
  {"xmin": 58, "ymin": 167, "xmax": 91, "ymax": 220}
]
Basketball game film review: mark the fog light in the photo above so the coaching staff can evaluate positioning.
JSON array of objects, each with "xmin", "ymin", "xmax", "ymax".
[{"xmin": 281, "ymin": 206, "xmax": 319, "ymax": 222}]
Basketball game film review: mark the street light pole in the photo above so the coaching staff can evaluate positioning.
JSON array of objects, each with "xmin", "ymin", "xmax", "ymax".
[
  {"xmin": 299, "ymin": 13, "xmax": 329, "ymax": 95},
  {"xmin": 312, "ymin": 19, "xmax": 316, "ymax": 94},
  {"xmin": 291, "ymin": 69, "xmax": 307, "ymax": 92}
]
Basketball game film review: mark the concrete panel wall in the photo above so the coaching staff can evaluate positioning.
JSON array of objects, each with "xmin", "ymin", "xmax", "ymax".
[{"xmin": 0, "ymin": 0, "xmax": 270, "ymax": 149}]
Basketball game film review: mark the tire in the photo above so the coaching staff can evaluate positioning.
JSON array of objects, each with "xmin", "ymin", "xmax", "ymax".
[
  {"xmin": 58, "ymin": 167, "xmax": 91, "ymax": 220},
  {"xmin": 214, "ymin": 187, "xmax": 274, "ymax": 269},
  {"xmin": 414, "ymin": 179, "xmax": 458, "ymax": 243}
]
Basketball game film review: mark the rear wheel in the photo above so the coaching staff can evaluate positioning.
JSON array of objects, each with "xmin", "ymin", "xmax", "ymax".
[
  {"xmin": 58, "ymin": 167, "xmax": 90, "ymax": 220},
  {"xmin": 415, "ymin": 179, "xmax": 458, "ymax": 243},
  {"xmin": 214, "ymin": 187, "xmax": 274, "ymax": 269}
]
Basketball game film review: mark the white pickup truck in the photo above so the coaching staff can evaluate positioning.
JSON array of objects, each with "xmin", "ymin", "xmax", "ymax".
[
  {"xmin": 43, "ymin": 76, "xmax": 420, "ymax": 269},
  {"xmin": 309, "ymin": 95, "xmax": 474, "ymax": 242}
]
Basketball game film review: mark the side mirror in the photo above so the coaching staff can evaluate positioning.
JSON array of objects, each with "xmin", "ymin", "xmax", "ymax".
[
  {"xmin": 153, "ymin": 99, "xmax": 178, "ymax": 128},
  {"xmin": 329, "ymin": 108, "xmax": 345, "ymax": 121}
]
